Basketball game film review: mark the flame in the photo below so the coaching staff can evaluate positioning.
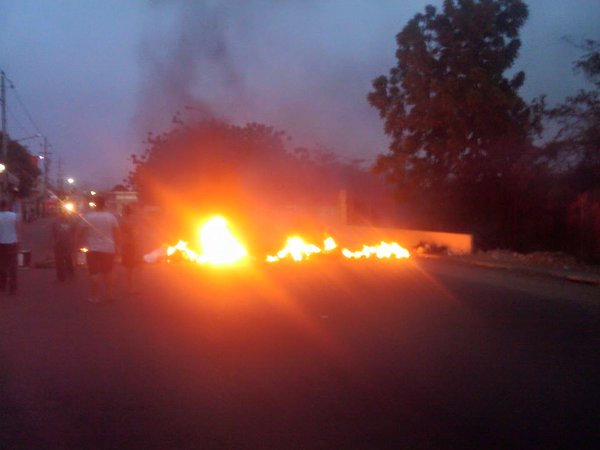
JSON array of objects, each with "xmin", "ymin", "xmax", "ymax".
[
  {"xmin": 167, "ymin": 240, "xmax": 200, "ymax": 261},
  {"xmin": 197, "ymin": 216, "xmax": 247, "ymax": 265},
  {"xmin": 165, "ymin": 216, "xmax": 410, "ymax": 266},
  {"xmin": 323, "ymin": 236, "xmax": 337, "ymax": 252},
  {"xmin": 341, "ymin": 241, "xmax": 410, "ymax": 259},
  {"xmin": 266, "ymin": 236, "xmax": 339, "ymax": 262},
  {"xmin": 167, "ymin": 216, "xmax": 247, "ymax": 266},
  {"xmin": 267, "ymin": 236, "xmax": 321, "ymax": 262}
]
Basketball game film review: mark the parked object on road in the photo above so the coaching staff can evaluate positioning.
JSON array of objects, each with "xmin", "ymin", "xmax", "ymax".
[
  {"xmin": 17, "ymin": 250, "xmax": 32, "ymax": 267},
  {"xmin": 143, "ymin": 247, "xmax": 165, "ymax": 263}
]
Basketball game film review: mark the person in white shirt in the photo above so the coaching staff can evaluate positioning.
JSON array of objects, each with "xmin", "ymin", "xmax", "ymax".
[
  {"xmin": 78, "ymin": 196, "xmax": 120, "ymax": 303},
  {"xmin": 0, "ymin": 200, "xmax": 22, "ymax": 295}
]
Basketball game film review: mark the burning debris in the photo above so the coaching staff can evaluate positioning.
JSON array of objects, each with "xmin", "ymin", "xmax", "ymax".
[
  {"xmin": 166, "ymin": 216, "xmax": 248, "ymax": 265},
  {"xmin": 267, "ymin": 236, "xmax": 411, "ymax": 263},
  {"xmin": 341, "ymin": 242, "xmax": 410, "ymax": 260},
  {"xmin": 151, "ymin": 215, "xmax": 411, "ymax": 266},
  {"xmin": 266, "ymin": 236, "xmax": 336, "ymax": 263}
]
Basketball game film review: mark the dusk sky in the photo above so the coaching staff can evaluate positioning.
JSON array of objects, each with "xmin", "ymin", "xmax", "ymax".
[{"xmin": 1, "ymin": 0, "xmax": 598, "ymax": 190}]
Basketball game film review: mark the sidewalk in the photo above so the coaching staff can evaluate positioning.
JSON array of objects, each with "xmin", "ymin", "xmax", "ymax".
[{"xmin": 445, "ymin": 253, "xmax": 600, "ymax": 287}]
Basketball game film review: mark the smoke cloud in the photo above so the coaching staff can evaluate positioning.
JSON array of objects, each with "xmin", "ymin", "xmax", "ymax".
[{"xmin": 134, "ymin": 0, "xmax": 401, "ymax": 163}]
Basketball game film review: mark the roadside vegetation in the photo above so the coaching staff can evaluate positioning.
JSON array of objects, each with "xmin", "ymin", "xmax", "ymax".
[{"xmin": 127, "ymin": 0, "xmax": 599, "ymax": 264}]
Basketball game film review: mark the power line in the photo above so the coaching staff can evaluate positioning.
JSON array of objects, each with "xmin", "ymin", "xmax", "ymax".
[
  {"xmin": 6, "ymin": 103, "xmax": 33, "ymax": 138},
  {"xmin": 4, "ymin": 74, "xmax": 45, "ymax": 137},
  {"xmin": 1, "ymin": 70, "xmax": 58, "ymax": 206}
]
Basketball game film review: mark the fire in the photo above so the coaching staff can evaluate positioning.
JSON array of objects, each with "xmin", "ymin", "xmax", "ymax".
[
  {"xmin": 323, "ymin": 236, "xmax": 337, "ymax": 252},
  {"xmin": 341, "ymin": 241, "xmax": 410, "ymax": 260},
  {"xmin": 266, "ymin": 236, "xmax": 323, "ymax": 262},
  {"xmin": 266, "ymin": 236, "xmax": 345, "ymax": 262},
  {"xmin": 167, "ymin": 216, "xmax": 248, "ymax": 265},
  {"xmin": 163, "ymin": 216, "xmax": 411, "ymax": 266},
  {"xmin": 166, "ymin": 240, "xmax": 200, "ymax": 261},
  {"xmin": 198, "ymin": 216, "xmax": 247, "ymax": 265}
]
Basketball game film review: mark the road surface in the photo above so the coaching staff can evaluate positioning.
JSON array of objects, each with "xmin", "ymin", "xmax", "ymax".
[{"xmin": 0, "ymin": 221, "xmax": 598, "ymax": 449}]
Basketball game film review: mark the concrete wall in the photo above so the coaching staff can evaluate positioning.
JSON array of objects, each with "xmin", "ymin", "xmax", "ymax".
[{"xmin": 334, "ymin": 189, "xmax": 472, "ymax": 254}]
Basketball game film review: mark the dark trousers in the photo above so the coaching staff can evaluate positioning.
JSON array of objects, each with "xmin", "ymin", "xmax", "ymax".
[
  {"xmin": 54, "ymin": 246, "xmax": 74, "ymax": 282},
  {"xmin": 0, "ymin": 243, "xmax": 18, "ymax": 293}
]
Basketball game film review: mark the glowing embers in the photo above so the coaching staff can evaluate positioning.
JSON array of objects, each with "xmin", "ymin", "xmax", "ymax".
[
  {"xmin": 341, "ymin": 241, "xmax": 410, "ymax": 260},
  {"xmin": 167, "ymin": 216, "xmax": 248, "ymax": 266},
  {"xmin": 267, "ymin": 236, "xmax": 337, "ymax": 262}
]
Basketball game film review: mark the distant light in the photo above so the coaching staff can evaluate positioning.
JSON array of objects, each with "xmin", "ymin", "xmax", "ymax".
[
  {"xmin": 38, "ymin": 155, "xmax": 44, "ymax": 160},
  {"xmin": 67, "ymin": 177, "xmax": 75, "ymax": 184},
  {"xmin": 0, "ymin": 164, "xmax": 5, "ymax": 173},
  {"xmin": 88, "ymin": 202, "xmax": 96, "ymax": 208},
  {"xmin": 90, "ymin": 190, "xmax": 96, "ymax": 196}
]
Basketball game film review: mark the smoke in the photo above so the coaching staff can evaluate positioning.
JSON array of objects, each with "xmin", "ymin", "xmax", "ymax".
[
  {"xmin": 134, "ymin": 1, "xmax": 246, "ymax": 134},
  {"xmin": 134, "ymin": 0, "xmax": 395, "ymax": 162}
]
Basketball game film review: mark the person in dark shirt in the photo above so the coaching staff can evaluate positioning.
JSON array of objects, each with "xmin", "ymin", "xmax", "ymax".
[
  {"xmin": 50, "ymin": 208, "xmax": 76, "ymax": 282},
  {"xmin": 119, "ymin": 204, "xmax": 140, "ymax": 294}
]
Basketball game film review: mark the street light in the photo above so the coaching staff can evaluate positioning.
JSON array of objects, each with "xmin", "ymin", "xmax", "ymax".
[
  {"xmin": 67, "ymin": 177, "xmax": 75, "ymax": 185},
  {"xmin": 0, "ymin": 163, "xmax": 5, "ymax": 173}
]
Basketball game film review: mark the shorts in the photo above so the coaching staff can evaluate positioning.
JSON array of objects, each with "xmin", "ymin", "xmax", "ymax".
[{"xmin": 86, "ymin": 251, "xmax": 115, "ymax": 275}]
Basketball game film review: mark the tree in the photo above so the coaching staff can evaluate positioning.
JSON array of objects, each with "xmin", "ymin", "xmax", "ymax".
[
  {"xmin": 368, "ymin": 0, "xmax": 540, "ymax": 239},
  {"xmin": 0, "ymin": 132, "xmax": 41, "ymax": 197},
  {"xmin": 545, "ymin": 39, "xmax": 599, "ymax": 192},
  {"xmin": 128, "ymin": 119, "xmax": 397, "ymax": 249},
  {"xmin": 544, "ymin": 39, "xmax": 600, "ymax": 261}
]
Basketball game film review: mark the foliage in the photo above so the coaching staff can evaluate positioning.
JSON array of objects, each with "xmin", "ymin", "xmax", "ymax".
[
  {"xmin": 1, "ymin": 133, "xmax": 42, "ymax": 197},
  {"xmin": 368, "ymin": 0, "xmax": 543, "ymax": 244},
  {"xmin": 543, "ymin": 39, "xmax": 600, "ymax": 261},
  {"xmin": 573, "ymin": 39, "xmax": 600, "ymax": 88},
  {"xmin": 127, "ymin": 119, "xmax": 394, "ymax": 246}
]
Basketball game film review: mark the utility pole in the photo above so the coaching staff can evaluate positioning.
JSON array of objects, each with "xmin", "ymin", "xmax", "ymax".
[
  {"xmin": 1, "ymin": 71, "xmax": 7, "ymax": 198},
  {"xmin": 57, "ymin": 156, "xmax": 63, "ymax": 194},
  {"xmin": 42, "ymin": 136, "xmax": 51, "ymax": 193},
  {"xmin": 40, "ymin": 136, "xmax": 51, "ymax": 216}
]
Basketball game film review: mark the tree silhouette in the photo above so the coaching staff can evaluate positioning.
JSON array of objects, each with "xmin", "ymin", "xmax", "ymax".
[
  {"xmin": 544, "ymin": 39, "xmax": 600, "ymax": 261},
  {"xmin": 1, "ymin": 132, "xmax": 42, "ymax": 197},
  {"xmin": 368, "ymin": 0, "xmax": 540, "ymax": 240}
]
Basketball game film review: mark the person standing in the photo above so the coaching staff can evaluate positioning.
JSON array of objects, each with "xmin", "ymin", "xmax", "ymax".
[
  {"xmin": 50, "ymin": 208, "xmax": 76, "ymax": 282},
  {"xmin": 0, "ymin": 200, "xmax": 22, "ymax": 295},
  {"xmin": 119, "ymin": 204, "xmax": 140, "ymax": 294},
  {"xmin": 78, "ymin": 196, "xmax": 120, "ymax": 303}
]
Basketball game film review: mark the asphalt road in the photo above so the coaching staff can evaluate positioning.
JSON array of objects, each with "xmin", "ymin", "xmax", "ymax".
[{"xmin": 1, "ymin": 249, "xmax": 599, "ymax": 449}]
